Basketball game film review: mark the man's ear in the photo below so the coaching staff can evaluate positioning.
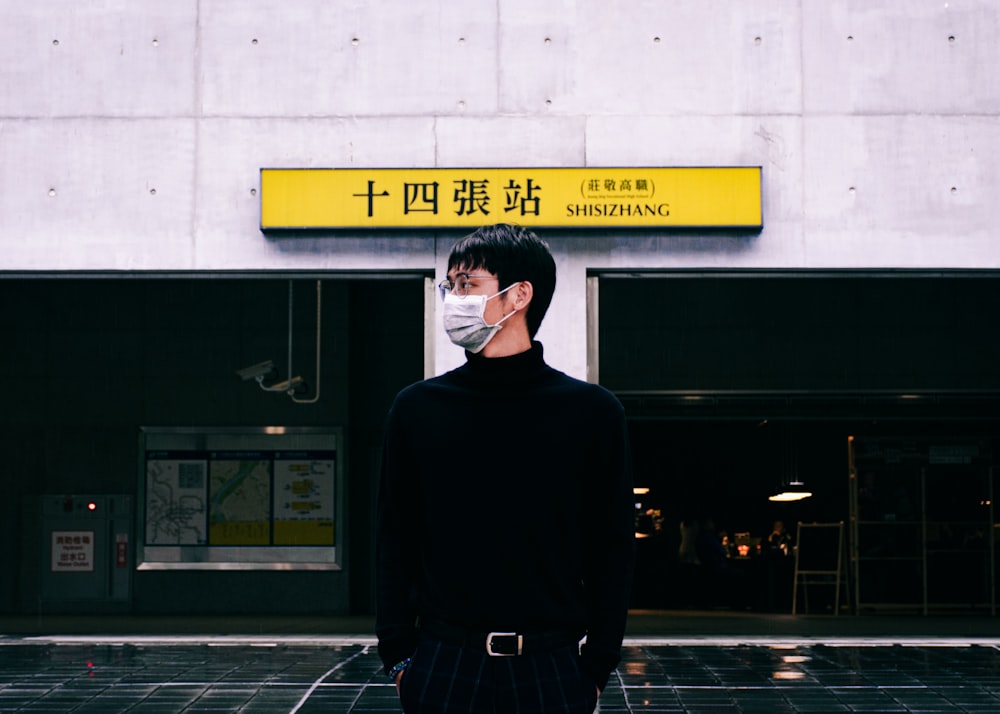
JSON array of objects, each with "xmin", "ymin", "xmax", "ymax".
[{"xmin": 512, "ymin": 280, "xmax": 533, "ymax": 311}]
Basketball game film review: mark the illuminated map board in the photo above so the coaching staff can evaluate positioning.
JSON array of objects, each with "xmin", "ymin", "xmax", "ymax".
[{"xmin": 139, "ymin": 428, "xmax": 341, "ymax": 570}]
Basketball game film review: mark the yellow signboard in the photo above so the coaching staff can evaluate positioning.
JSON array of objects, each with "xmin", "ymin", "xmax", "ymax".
[{"xmin": 260, "ymin": 167, "xmax": 761, "ymax": 230}]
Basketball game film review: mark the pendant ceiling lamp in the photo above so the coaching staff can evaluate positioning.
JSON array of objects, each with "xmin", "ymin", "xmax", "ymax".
[
  {"xmin": 768, "ymin": 479, "xmax": 813, "ymax": 502},
  {"xmin": 768, "ymin": 424, "xmax": 813, "ymax": 502}
]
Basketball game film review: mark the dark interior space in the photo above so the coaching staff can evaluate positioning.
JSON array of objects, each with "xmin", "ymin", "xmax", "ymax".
[
  {"xmin": 0, "ymin": 275, "xmax": 426, "ymax": 617},
  {"xmin": 599, "ymin": 270, "xmax": 1000, "ymax": 393},
  {"xmin": 628, "ymin": 417, "xmax": 997, "ymax": 613},
  {"xmin": 4, "ymin": 270, "xmax": 998, "ymax": 619},
  {"xmin": 601, "ymin": 272, "xmax": 1000, "ymax": 614},
  {"xmin": 628, "ymin": 418, "xmax": 840, "ymax": 540}
]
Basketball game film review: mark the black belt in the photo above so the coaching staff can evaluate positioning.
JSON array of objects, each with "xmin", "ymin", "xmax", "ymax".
[{"xmin": 421, "ymin": 620, "xmax": 581, "ymax": 657}]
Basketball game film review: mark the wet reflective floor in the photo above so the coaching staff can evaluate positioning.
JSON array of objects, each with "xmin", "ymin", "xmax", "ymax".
[{"xmin": 1, "ymin": 636, "xmax": 999, "ymax": 713}]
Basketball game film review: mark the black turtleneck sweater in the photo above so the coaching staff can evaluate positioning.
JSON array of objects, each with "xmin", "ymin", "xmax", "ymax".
[{"xmin": 375, "ymin": 342, "xmax": 634, "ymax": 691}]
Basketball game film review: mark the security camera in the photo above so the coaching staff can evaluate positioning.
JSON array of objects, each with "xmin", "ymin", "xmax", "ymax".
[{"xmin": 236, "ymin": 360, "xmax": 279, "ymax": 382}]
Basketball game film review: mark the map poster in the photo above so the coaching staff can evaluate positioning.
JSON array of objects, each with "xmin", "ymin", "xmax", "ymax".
[
  {"xmin": 209, "ymin": 453, "xmax": 272, "ymax": 545},
  {"xmin": 140, "ymin": 429, "xmax": 342, "ymax": 569},
  {"xmin": 145, "ymin": 453, "xmax": 208, "ymax": 545},
  {"xmin": 273, "ymin": 451, "xmax": 336, "ymax": 546}
]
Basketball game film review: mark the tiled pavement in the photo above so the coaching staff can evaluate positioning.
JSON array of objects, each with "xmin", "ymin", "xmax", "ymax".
[{"xmin": 1, "ymin": 635, "xmax": 999, "ymax": 713}]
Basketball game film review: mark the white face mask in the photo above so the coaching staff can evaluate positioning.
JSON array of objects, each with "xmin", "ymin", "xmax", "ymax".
[{"xmin": 442, "ymin": 283, "xmax": 520, "ymax": 353}]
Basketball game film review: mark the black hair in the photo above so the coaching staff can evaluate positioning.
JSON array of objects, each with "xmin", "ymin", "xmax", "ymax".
[{"xmin": 447, "ymin": 223, "xmax": 556, "ymax": 338}]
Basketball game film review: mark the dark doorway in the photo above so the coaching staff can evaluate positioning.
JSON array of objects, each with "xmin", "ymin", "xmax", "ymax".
[
  {"xmin": 0, "ymin": 274, "xmax": 426, "ymax": 617},
  {"xmin": 598, "ymin": 271, "xmax": 1000, "ymax": 613}
]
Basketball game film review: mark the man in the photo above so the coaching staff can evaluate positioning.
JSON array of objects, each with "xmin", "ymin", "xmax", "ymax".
[{"xmin": 376, "ymin": 223, "xmax": 634, "ymax": 713}]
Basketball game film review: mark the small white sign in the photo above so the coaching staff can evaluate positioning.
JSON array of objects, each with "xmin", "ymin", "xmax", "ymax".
[{"xmin": 51, "ymin": 530, "xmax": 95, "ymax": 572}]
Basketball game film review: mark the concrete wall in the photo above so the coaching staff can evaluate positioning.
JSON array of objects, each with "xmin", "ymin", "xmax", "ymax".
[{"xmin": 2, "ymin": 1, "xmax": 998, "ymax": 378}]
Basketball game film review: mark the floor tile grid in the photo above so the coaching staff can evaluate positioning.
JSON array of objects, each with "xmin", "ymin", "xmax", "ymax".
[
  {"xmin": 611, "ymin": 644, "xmax": 1000, "ymax": 713},
  {"xmin": 2, "ymin": 642, "xmax": 1000, "ymax": 713},
  {"xmin": 0, "ymin": 643, "xmax": 371, "ymax": 713},
  {"xmin": 316, "ymin": 644, "xmax": 1000, "ymax": 713}
]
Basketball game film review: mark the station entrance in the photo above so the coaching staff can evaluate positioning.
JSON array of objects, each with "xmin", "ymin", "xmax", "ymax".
[
  {"xmin": 595, "ymin": 270, "xmax": 1000, "ymax": 614},
  {"xmin": 0, "ymin": 274, "xmax": 428, "ymax": 617}
]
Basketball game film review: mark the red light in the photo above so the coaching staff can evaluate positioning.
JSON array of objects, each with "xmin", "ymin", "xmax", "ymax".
[{"xmin": 87, "ymin": 502, "xmax": 97, "ymax": 511}]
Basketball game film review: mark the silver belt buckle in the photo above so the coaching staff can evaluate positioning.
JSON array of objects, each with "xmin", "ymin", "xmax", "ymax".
[{"xmin": 485, "ymin": 631, "xmax": 522, "ymax": 657}]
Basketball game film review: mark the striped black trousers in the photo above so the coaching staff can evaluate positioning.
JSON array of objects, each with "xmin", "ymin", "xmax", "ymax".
[{"xmin": 397, "ymin": 634, "xmax": 599, "ymax": 713}]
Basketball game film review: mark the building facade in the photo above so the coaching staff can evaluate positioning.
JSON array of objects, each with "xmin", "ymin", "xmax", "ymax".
[{"xmin": 2, "ymin": 1, "xmax": 998, "ymax": 617}]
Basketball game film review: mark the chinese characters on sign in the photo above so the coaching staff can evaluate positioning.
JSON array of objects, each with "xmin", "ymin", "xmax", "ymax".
[
  {"xmin": 260, "ymin": 167, "xmax": 762, "ymax": 230},
  {"xmin": 51, "ymin": 530, "xmax": 95, "ymax": 572},
  {"xmin": 349, "ymin": 177, "xmax": 544, "ymax": 219}
]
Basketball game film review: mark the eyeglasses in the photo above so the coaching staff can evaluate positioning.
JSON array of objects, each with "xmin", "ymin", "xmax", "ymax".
[{"xmin": 437, "ymin": 273, "xmax": 498, "ymax": 301}]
